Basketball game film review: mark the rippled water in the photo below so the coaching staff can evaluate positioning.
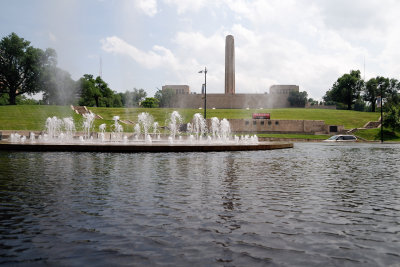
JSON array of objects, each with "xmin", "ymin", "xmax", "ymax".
[{"xmin": 1, "ymin": 143, "xmax": 399, "ymax": 266}]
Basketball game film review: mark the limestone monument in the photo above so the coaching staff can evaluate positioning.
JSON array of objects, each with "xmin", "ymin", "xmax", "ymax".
[{"xmin": 225, "ymin": 35, "xmax": 235, "ymax": 94}]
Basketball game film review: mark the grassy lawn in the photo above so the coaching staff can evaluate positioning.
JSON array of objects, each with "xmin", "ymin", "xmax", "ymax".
[
  {"xmin": 354, "ymin": 128, "xmax": 400, "ymax": 142},
  {"xmin": 0, "ymin": 105, "xmax": 381, "ymax": 132},
  {"xmin": 0, "ymin": 105, "xmax": 80, "ymax": 131}
]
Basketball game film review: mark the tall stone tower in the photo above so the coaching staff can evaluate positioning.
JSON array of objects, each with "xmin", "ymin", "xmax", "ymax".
[{"xmin": 225, "ymin": 35, "xmax": 235, "ymax": 94}]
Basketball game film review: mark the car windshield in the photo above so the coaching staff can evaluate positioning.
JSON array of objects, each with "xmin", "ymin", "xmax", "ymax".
[{"xmin": 327, "ymin": 135, "xmax": 338, "ymax": 140}]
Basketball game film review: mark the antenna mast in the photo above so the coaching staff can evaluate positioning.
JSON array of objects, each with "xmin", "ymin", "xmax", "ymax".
[
  {"xmin": 99, "ymin": 56, "xmax": 103, "ymax": 78},
  {"xmin": 363, "ymin": 56, "xmax": 365, "ymax": 81}
]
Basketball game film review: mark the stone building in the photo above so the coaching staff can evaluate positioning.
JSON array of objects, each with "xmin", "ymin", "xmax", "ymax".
[
  {"xmin": 161, "ymin": 35, "xmax": 300, "ymax": 109},
  {"xmin": 269, "ymin": 85, "xmax": 299, "ymax": 95},
  {"xmin": 161, "ymin": 85, "xmax": 190, "ymax": 94},
  {"xmin": 162, "ymin": 84, "xmax": 299, "ymax": 109}
]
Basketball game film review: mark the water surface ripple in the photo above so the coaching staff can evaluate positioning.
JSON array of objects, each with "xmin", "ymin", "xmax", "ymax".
[{"xmin": 1, "ymin": 143, "xmax": 399, "ymax": 266}]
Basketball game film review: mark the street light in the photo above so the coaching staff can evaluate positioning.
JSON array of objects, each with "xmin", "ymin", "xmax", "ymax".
[
  {"xmin": 198, "ymin": 67, "xmax": 207, "ymax": 119},
  {"xmin": 379, "ymin": 84, "xmax": 383, "ymax": 143}
]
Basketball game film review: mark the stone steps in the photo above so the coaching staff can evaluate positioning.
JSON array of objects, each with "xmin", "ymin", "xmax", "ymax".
[{"xmin": 71, "ymin": 105, "xmax": 103, "ymax": 119}]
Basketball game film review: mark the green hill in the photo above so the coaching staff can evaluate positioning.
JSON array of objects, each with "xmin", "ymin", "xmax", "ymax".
[{"xmin": 0, "ymin": 105, "xmax": 380, "ymax": 132}]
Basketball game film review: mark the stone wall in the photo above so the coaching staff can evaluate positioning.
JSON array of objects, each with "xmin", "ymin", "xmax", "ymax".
[{"xmin": 226, "ymin": 119, "xmax": 344, "ymax": 134}]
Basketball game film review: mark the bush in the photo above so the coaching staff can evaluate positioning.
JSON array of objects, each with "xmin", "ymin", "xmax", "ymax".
[
  {"xmin": 0, "ymin": 94, "xmax": 9, "ymax": 105},
  {"xmin": 140, "ymin": 97, "xmax": 159, "ymax": 108},
  {"xmin": 16, "ymin": 95, "xmax": 39, "ymax": 105}
]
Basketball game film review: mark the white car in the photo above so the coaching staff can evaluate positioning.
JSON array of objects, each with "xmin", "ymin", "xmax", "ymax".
[{"xmin": 324, "ymin": 135, "xmax": 357, "ymax": 142}]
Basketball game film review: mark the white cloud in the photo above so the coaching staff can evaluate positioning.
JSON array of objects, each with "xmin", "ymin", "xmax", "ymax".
[
  {"xmin": 136, "ymin": 0, "xmax": 158, "ymax": 17},
  {"xmin": 163, "ymin": 0, "xmax": 207, "ymax": 14},
  {"xmin": 119, "ymin": 0, "xmax": 158, "ymax": 17},
  {"xmin": 101, "ymin": 36, "xmax": 178, "ymax": 69}
]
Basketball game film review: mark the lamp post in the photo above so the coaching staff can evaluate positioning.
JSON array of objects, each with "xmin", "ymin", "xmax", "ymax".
[
  {"xmin": 380, "ymin": 84, "xmax": 383, "ymax": 143},
  {"xmin": 198, "ymin": 67, "xmax": 207, "ymax": 119}
]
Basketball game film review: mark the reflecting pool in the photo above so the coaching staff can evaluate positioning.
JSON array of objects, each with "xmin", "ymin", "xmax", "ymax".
[{"xmin": 1, "ymin": 143, "xmax": 399, "ymax": 266}]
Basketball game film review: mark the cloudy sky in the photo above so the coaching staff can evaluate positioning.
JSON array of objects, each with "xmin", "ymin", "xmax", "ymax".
[{"xmin": 1, "ymin": 0, "xmax": 400, "ymax": 100}]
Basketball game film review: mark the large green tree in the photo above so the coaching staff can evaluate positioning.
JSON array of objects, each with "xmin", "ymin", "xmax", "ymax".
[
  {"xmin": 324, "ymin": 70, "xmax": 364, "ymax": 110},
  {"xmin": 386, "ymin": 78, "xmax": 400, "ymax": 107},
  {"xmin": 0, "ymin": 32, "xmax": 55, "ymax": 104},
  {"xmin": 383, "ymin": 105, "xmax": 400, "ymax": 132},
  {"xmin": 288, "ymin": 91, "xmax": 308, "ymax": 107},
  {"xmin": 363, "ymin": 76, "xmax": 389, "ymax": 112},
  {"xmin": 78, "ymin": 74, "xmax": 101, "ymax": 107},
  {"xmin": 78, "ymin": 74, "xmax": 122, "ymax": 107}
]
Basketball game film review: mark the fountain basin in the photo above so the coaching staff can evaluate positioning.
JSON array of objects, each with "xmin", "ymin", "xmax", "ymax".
[{"xmin": 0, "ymin": 141, "xmax": 293, "ymax": 153}]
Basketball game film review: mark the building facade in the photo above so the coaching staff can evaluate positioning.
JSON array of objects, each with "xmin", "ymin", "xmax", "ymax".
[
  {"xmin": 161, "ymin": 85, "xmax": 190, "ymax": 94},
  {"xmin": 161, "ymin": 35, "xmax": 300, "ymax": 109},
  {"xmin": 162, "ymin": 85, "xmax": 299, "ymax": 109}
]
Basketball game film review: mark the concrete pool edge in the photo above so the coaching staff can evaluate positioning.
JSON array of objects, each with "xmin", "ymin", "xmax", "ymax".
[{"xmin": 0, "ymin": 141, "xmax": 293, "ymax": 153}]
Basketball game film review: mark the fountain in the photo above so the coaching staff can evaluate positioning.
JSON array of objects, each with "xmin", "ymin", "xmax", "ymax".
[
  {"xmin": 191, "ymin": 113, "xmax": 207, "ymax": 142},
  {"xmin": 0, "ymin": 110, "xmax": 293, "ymax": 152},
  {"xmin": 99, "ymin": 123, "xmax": 106, "ymax": 142},
  {"xmin": 111, "ymin": 116, "xmax": 123, "ymax": 141},
  {"xmin": 167, "ymin": 111, "xmax": 182, "ymax": 143},
  {"xmin": 82, "ymin": 112, "xmax": 95, "ymax": 140}
]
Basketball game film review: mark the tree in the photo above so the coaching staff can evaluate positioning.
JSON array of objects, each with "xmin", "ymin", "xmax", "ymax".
[
  {"xmin": 141, "ymin": 97, "xmax": 159, "ymax": 108},
  {"xmin": 78, "ymin": 74, "xmax": 101, "ymax": 107},
  {"xmin": 78, "ymin": 74, "xmax": 122, "ymax": 107},
  {"xmin": 0, "ymin": 32, "xmax": 54, "ymax": 104},
  {"xmin": 154, "ymin": 88, "xmax": 175, "ymax": 108},
  {"xmin": 94, "ymin": 76, "xmax": 114, "ymax": 107},
  {"xmin": 288, "ymin": 91, "xmax": 308, "ymax": 107},
  {"xmin": 121, "ymin": 88, "xmax": 147, "ymax": 107},
  {"xmin": 325, "ymin": 70, "xmax": 363, "ymax": 110},
  {"xmin": 386, "ymin": 78, "xmax": 400, "ymax": 107},
  {"xmin": 354, "ymin": 97, "xmax": 367, "ymax": 111},
  {"xmin": 383, "ymin": 105, "xmax": 400, "ymax": 132},
  {"xmin": 307, "ymin": 98, "xmax": 318, "ymax": 106},
  {"xmin": 111, "ymin": 93, "xmax": 123, "ymax": 107},
  {"xmin": 364, "ymin": 77, "xmax": 378, "ymax": 112},
  {"xmin": 363, "ymin": 76, "xmax": 389, "ymax": 112}
]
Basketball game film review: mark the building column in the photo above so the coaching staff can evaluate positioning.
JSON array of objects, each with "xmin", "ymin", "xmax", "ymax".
[{"xmin": 225, "ymin": 35, "xmax": 235, "ymax": 94}]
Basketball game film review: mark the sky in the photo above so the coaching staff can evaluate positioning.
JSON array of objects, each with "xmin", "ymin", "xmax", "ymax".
[{"xmin": 1, "ymin": 0, "xmax": 400, "ymax": 100}]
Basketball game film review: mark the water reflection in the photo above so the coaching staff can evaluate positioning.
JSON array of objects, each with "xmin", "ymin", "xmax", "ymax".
[{"xmin": 1, "ymin": 143, "xmax": 400, "ymax": 266}]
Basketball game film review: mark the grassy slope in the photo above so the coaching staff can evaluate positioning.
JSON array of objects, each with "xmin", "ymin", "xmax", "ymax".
[
  {"xmin": 354, "ymin": 128, "xmax": 400, "ymax": 141},
  {"xmin": 0, "ymin": 105, "xmax": 80, "ymax": 131},
  {"xmin": 0, "ymin": 106, "xmax": 380, "ymax": 135}
]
